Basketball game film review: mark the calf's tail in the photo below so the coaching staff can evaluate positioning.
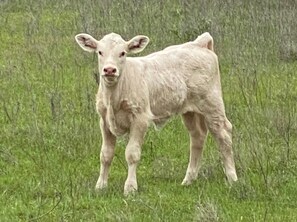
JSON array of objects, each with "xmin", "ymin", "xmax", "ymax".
[{"xmin": 194, "ymin": 32, "xmax": 214, "ymax": 51}]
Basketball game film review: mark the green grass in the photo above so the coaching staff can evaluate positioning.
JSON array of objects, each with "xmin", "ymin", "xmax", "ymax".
[{"xmin": 1, "ymin": 0, "xmax": 297, "ymax": 221}]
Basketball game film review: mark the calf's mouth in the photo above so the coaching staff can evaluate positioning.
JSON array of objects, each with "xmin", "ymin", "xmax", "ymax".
[{"xmin": 102, "ymin": 75, "xmax": 119, "ymax": 86}]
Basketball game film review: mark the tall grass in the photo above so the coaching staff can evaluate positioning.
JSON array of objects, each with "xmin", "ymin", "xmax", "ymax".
[{"xmin": 1, "ymin": 0, "xmax": 297, "ymax": 221}]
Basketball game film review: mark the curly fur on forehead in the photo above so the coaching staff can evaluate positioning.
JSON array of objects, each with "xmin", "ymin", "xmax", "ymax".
[{"xmin": 100, "ymin": 33, "xmax": 125, "ymax": 44}]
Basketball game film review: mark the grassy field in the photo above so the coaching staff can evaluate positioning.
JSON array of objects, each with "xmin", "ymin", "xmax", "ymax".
[{"xmin": 1, "ymin": 0, "xmax": 297, "ymax": 221}]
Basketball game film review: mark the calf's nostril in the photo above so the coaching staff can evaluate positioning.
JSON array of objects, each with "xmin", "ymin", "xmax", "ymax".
[{"xmin": 103, "ymin": 67, "xmax": 117, "ymax": 75}]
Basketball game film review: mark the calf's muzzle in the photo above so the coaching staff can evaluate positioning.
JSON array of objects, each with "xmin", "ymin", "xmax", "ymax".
[{"xmin": 103, "ymin": 67, "xmax": 117, "ymax": 76}]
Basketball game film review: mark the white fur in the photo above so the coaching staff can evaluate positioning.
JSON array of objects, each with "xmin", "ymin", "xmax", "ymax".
[{"xmin": 75, "ymin": 32, "xmax": 238, "ymax": 195}]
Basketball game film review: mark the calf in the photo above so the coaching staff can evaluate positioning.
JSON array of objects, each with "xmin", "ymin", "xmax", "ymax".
[{"xmin": 75, "ymin": 32, "xmax": 238, "ymax": 195}]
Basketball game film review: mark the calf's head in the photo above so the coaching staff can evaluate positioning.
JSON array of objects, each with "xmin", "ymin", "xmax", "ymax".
[{"xmin": 75, "ymin": 33, "xmax": 149, "ymax": 86}]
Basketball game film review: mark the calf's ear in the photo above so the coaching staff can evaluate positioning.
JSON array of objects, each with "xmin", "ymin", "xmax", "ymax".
[
  {"xmin": 75, "ymin": 33, "xmax": 98, "ymax": 52},
  {"xmin": 127, "ymin": 35, "xmax": 150, "ymax": 54}
]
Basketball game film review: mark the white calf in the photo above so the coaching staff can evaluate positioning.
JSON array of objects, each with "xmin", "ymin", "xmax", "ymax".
[{"xmin": 75, "ymin": 32, "xmax": 238, "ymax": 195}]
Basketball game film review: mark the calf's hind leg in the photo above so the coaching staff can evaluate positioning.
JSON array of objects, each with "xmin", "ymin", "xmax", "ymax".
[
  {"xmin": 182, "ymin": 112, "xmax": 208, "ymax": 185},
  {"xmin": 205, "ymin": 113, "xmax": 238, "ymax": 183}
]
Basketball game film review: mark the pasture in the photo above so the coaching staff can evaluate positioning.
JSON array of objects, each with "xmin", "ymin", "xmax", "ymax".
[{"xmin": 1, "ymin": 0, "xmax": 297, "ymax": 221}]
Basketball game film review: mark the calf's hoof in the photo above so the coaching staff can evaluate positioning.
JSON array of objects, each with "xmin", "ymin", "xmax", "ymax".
[
  {"xmin": 181, "ymin": 179, "xmax": 193, "ymax": 186},
  {"xmin": 124, "ymin": 181, "xmax": 138, "ymax": 196},
  {"xmin": 226, "ymin": 171, "xmax": 238, "ymax": 184},
  {"xmin": 181, "ymin": 172, "xmax": 198, "ymax": 186},
  {"xmin": 95, "ymin": 180, "xmax": 107, "ymax": 191}
]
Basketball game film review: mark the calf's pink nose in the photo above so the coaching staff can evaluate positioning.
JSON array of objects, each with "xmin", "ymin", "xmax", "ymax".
[{"xmin": 103, "ymin": 67, "xmax": 117, "ymax": 76}]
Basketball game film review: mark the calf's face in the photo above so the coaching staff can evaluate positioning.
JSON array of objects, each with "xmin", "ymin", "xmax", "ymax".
[{"xmin": 75, "ymin": 33, "xmax": 149, "ymax": 86}]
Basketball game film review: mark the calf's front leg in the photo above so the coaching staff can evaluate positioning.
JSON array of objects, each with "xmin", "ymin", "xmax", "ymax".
[
  {"xmin": 124, "ymin": 117, "xmax": 148, "ymax": 195},
  {"xmin": 95, "ymin": 117, "xmax": 116, "ymax": 190}
]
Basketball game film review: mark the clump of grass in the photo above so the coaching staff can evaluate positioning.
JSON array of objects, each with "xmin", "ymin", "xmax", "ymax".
[
  {"xmin": 279, "ymin": 41, "xmax": 297, "ymax": 62},
  {"xmin": 194, "ymin": 201, "xmax": 220, "ymax": 222}
]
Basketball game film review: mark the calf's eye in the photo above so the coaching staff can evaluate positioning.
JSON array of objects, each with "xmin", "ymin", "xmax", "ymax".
[
  {"xmin": 98, "ymin": 51, "xmax": 103, "ymax": 56},
  {"xmin": 120, "ymin": 51, "xmax": 126, "ymax": 57}
]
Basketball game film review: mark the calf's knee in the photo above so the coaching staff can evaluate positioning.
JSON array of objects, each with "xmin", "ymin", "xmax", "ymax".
[
  {"xmin": 125, "ymin": 145, "xmax": 141, "ymax": 165},
  {"xmin": 100, "ymin": 147, "xmax": 114, "ymax": 165}
]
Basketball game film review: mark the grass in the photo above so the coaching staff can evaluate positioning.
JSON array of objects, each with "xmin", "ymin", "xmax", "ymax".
[{"xmin": 1, "ymin": 0, "xmax": 297, "ymax": 221}]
